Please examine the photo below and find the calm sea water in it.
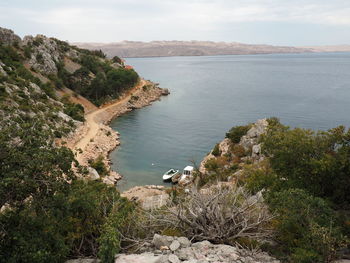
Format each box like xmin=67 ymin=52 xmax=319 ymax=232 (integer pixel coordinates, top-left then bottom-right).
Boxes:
xmin=110 ymin=53 xmax=350 ymax=191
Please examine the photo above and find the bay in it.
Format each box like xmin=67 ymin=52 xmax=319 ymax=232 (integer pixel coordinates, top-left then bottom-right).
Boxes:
xmin=109 ymin=53 xmax=350 ymax=191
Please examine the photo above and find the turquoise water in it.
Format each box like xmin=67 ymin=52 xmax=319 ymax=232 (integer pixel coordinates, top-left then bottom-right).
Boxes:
xmin=109 ymin=53 xmax=350 ymax=191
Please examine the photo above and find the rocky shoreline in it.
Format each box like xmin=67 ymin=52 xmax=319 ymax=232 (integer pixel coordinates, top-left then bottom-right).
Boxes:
xmin=64 ymin=81 xmax=169 ymax=185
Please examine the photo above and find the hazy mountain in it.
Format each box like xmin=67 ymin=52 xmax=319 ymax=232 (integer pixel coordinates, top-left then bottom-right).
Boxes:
xmin=75 ymin=40 xmax=314 ymax=58
xmin=302 ymin=45 xmax=350 ymax=52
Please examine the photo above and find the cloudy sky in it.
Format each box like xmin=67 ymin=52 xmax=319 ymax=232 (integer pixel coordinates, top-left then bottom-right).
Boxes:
xmin=1 ymin=0 xmax=350 ymax=45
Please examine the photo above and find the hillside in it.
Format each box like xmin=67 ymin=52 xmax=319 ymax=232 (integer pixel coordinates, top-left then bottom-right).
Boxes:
xmin=75 ymin=40 xmax=313 ymax=58
xmin=0 ymin=27 xmax=152 ymax=262
xmin=1 ymin=27 xmax=349 ymax=263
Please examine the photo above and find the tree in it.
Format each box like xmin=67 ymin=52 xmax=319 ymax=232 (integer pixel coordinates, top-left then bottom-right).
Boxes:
xmin=262 ymin=124 xmax=350 ymax=206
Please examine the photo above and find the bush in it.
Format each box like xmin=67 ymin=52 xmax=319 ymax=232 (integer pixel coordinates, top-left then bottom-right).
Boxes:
xmin=98 ymin=198 xmax=135 ymax=263
xmin=212 ymin=143 xmax=221 ymax=156
xmin=164 ymin=186 xmax=273 ymax=244
xmin=90 ymin=155 xmax=108 ymax=177
xmin=267 ymin=188 xmax=347 ymax=262
xmin=63 ymin=101 xmax=85 ymax=122
xmin=226 ymin=124 xmax=251 ymax=143
xmin=262 ymin=125 xmax=350 ymax=206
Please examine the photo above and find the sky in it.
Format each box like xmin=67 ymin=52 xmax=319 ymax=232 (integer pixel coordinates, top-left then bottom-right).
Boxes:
xmin=1 ymin=0 xmax=350 ymax=46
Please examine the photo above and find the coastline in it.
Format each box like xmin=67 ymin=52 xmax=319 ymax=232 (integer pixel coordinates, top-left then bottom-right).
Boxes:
xmin=64 ymin=79 xmax=169 ymax=185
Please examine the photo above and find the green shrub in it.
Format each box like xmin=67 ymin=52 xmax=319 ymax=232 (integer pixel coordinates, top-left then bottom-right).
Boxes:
xmin=212 ymin=143 xmax=221 ymax=156
xmin=226 ymin=124 xmax=251 ymax=143
xmin=36 ymin=53 xmax=44 ymax=63
xmin=98 ymin=198 xmax=135 ymax=263
xmin=24 ymin=46 xmax=32 ymax=59
xmin=90 ymin=156 xmax=108 ymax=177
xmin=262 ymin=125 xmax=350 ymax=206
xmin=63 ymin=102 xmax=85 ymax=122
xmin=267 ymin=189 xmax=346 ymax=262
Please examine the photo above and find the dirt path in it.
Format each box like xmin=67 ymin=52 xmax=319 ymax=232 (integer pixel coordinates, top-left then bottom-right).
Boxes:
xmin=74 ymin=79 xmax=146 ymax=163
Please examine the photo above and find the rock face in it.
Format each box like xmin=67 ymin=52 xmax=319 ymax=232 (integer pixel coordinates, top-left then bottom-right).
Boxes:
xmin=24 ymin=35 xmax=61 ymax=75
xmin=199 ymin=119 xmax=268 ymax=174
xmin=114 ymin=234 xmax=280 ymax=263
xmin=122 ymin=185 xmax=170 ymax=210
xmin=239 ymin=119 xmax=268 ymax=152
xmin=0 ymin=27 xmax=21 ymax=45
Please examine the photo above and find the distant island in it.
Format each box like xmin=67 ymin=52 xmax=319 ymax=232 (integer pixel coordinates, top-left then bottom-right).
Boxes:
xmin=74 ymin=40 xmax=350 ymax=58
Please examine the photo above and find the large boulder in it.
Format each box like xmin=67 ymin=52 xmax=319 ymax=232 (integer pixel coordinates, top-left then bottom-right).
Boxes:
xmin=152 ymin=234 xmax=174 ymax=248
xmin=87 ymin=167 xmax=100 ymax=180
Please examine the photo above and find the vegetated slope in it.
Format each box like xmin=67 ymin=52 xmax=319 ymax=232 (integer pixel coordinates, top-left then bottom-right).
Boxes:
xmin=0 ymin=27 xmax=139 ymax=262
xmin=75 ymin=40 xmax=313 ymax=58
xmin=198 ymin=118 xmax=350 ymax=262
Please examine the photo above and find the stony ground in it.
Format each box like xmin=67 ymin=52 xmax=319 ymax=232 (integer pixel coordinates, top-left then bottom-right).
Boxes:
xmin=66 ymin=234 xmax=280 ymax=263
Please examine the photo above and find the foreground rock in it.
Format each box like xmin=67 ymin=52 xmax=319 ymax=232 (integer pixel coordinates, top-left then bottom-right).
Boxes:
xmin=114 ymin=234 xmax=280 ymax=263
xmin=121 ymin=185 xmax=170 ymax=209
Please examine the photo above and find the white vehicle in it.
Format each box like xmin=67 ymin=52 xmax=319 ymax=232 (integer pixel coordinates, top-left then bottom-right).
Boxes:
xmin=162 ymin=169 xmax=179 ymax=181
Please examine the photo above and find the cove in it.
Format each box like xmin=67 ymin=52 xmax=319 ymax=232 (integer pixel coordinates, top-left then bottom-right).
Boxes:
xmin=109 ymin=53 xmax=350 ymax=191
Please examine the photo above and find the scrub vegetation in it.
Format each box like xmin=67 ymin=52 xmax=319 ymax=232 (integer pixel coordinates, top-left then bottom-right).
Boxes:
xmin=0 ymin=29 xmax=349 ymax=263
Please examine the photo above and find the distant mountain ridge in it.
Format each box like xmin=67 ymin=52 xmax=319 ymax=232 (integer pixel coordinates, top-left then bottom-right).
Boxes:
xmin=75 ymin=40 xmax=350 ymax=58
xmin=74 ymin=40 xmax=308 ymax=58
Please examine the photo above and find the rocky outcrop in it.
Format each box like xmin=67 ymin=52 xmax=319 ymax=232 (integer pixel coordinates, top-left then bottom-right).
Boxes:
xmin=199 ymin=138 xmax=231 ymax=174
xmin=114 ymin=234 xmax=280 ymax=263
xmin=0 ymin=60 xmax=7 ymax=76
xmin=162 ymin=88 xmax=170 ymax=95
xmin=199 ymin=119 xmax=268 ymax=174
xmin=121 ymin=185 xmax=169 ymax=210
xmin=239 ymin=119 xmax=268 ymax=152
xmin=0 ymin=27 xmax=21 ymax=45
xmin=24 ymin=35 xmax=61 ymax=75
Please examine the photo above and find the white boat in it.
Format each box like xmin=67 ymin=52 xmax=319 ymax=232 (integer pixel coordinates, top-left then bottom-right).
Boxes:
xmin=179 ymin=166 xmax=194 ymax=181
xmin=162 ymin=169 xmax=179 ymax=181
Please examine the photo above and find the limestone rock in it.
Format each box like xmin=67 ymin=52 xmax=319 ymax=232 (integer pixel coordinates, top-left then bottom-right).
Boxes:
xmin=24 ymin=35 xmax=61 ymax=75
xmin=114 ymin=253 xmax=166 ymax=263
xmin=58 ymin=111 xmax=73 ymax=122
xmin=87 ymin=167 xmax=100 ymax=180
xmin=161 ymin=88 xmax=170 ymax=95
xmin=169 ymin=240 xmax=181 ymax=251
xmin=168 ymin=254 xmax=180 ymax=263
xmin=66 ymin=259 xmax=99 ymax=263
xmin=177 ymin=237 xmax=191 ymax=248
xmin=0 ymin=27 xmax=21 ymax=45
xmin=153 ymin=234 xmax=174 ymax=249
xmin=112 ymin=235 xmax=280 ymax=263
xmin=252 ymin=143 xmax=262 ymax=159
xmin=240 ymin=119 xmax=268 ymax=151
xmin=0 ymin=60 xmax=8 ymax=76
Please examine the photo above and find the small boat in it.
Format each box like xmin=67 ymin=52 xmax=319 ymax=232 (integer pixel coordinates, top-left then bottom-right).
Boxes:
xmin=180 ymin=166 xmax=194 ymax=181
xmin=163 ymin=169 xmax=179 ymax=181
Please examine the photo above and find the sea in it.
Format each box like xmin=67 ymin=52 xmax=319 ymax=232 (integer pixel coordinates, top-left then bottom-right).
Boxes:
xmin=109 ymin=52 xmax=350 ymax=191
